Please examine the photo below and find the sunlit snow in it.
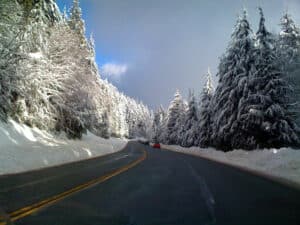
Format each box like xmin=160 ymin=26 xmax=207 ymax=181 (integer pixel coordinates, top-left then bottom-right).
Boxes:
xmin=0 ymin=120 xmax=127 ymax=175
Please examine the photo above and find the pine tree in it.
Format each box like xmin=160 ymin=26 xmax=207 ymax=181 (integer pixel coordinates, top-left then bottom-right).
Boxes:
xmin=68 ymin=0 xmax=86 ymax=42
xmin=211 ymin=10 xmax=254 ymax=150
xmin=242 ymin=8 xmax=299 ymax=148
xmin=152 ymin=106 xmax=167 ymax=143
xmin=166 ymin=90 xmax=185 ymax=145
xmin=176 ymin=99 xmax=188 ymax=145
xmin=181 ymin=90 xmax=199 ymax=147
xmin=0 ymin=0 xmax=24 ymax=121
xmin=278 ymin=12 xmax=300 ymax=128
xmin=278 ymin=13 xmax=300 ymax=62
xmin=152 ymin=110 xmax=161 ymax=142
xmin=199 ymin=69 xmax=214 ymax=148
xmin=0 ymin=0 xmax=153 ymax=140
xmin=20 ymin=0 xmax=61 ymax=52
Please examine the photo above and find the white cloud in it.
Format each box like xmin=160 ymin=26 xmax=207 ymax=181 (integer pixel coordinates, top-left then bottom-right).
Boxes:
xmin=101 ymin=63 xmax=128 ymax=80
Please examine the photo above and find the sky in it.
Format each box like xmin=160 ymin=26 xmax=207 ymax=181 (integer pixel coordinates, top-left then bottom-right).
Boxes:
xmin=56 ymin=0 xmax=300 ymax=109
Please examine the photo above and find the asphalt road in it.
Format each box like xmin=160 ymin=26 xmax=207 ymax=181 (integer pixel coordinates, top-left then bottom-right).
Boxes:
xmin=0 ymin=142 xmax=300 ymax=225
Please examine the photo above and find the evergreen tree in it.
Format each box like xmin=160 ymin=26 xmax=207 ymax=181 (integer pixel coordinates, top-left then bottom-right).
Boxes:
xmin=211 ymin=10 xmax=254 ymax=150
xmin=199 ymin=69 xmax=214 ymax=148
xmin=152 ymin=106 xmax=166 ymax=142
xmin=152 ymin=110 xmax=161 ymax=142
xmin=166 ymin=90 xmax=185 ymax=145
xmin=242 ymin=8 xmax=299 ymax=148
xmin=153 ymin=106 xmax=167 ymax=143
xmin=0 ymin=0 xmax=24 ymax=120
xmin=278 ymin=13 xmax=300 ymax=62
xmin=68 ymin=0 xmax=85 ymax=42
xmin=181 ymin=90 xmax=199 ymax=147
xmin=0 ymin=0 xmax=160 ymax=140
xmin=176 ymin=99 xmax=188 ymax=145
xmin=278 ymin=12 xmax=300 ymax=128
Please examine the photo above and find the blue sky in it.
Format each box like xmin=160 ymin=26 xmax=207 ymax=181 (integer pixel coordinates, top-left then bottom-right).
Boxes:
xmin=56 ymin=0 xmax=300 ymax=109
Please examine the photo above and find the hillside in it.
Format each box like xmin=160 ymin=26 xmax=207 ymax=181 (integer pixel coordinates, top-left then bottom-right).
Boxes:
xmin=0 ymin=0 xmax=152 ymax=140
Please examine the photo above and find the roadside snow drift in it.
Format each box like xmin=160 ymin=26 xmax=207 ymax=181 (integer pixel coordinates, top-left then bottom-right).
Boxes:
xmin=0 ymin=120 xmax=127 ymax=175
xmin=161 ymin=144 xmax=300 ymax=186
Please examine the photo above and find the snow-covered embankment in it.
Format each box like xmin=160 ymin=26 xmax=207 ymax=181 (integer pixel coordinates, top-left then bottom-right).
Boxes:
xmin=161 ymin=144 xmax=300 ymax=187
xmin=0 ymin=120 xmax=127 ymax=175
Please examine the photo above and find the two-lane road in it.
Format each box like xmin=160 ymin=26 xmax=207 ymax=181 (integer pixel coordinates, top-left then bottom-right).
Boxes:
xmin=1 ymin=142 xmax=300 ymax=225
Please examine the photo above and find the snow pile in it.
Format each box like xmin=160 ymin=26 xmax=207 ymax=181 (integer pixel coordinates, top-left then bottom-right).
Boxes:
xmin=0 ymin=120 xmax=127 ymax=175
xmin=161 ymin=144 xmax=300 ymax=185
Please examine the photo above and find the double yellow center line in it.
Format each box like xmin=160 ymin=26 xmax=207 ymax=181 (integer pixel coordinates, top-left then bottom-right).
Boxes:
xmin=0 ymin=149 xmax=147 ymax=225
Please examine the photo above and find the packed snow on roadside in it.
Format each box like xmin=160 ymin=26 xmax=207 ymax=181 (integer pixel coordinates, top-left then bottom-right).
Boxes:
xmin=0 ymin=120 xmax=128 ymax=175
xmin=161 ymin=144 xmax=300 ymax=185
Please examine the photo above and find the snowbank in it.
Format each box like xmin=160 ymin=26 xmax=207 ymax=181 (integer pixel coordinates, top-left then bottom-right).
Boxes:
xmin=0 ymin=120 xmax=127 ymax=175
xmin=161 ymin=144 xmax=300 ymax=187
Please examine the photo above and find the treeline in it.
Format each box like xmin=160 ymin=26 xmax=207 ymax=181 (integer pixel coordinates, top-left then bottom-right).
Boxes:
xmin=152 ymin=9 xmax=300 ymax=151
xmin=0 ymin=0 xmax=152 ymax=139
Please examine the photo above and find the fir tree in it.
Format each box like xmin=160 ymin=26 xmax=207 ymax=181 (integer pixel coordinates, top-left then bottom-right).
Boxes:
xmin=0 ymin=0 xmax=24 ymax=120
xmin=199 ymin=69 xmax=214 ymax=148
xmin=181 ymin=90 xmax=199 ymax=147
xmin=242 ymin=8 xmax=299 ymax=148
xmin=68 ymin=0 xmax=85 ymax=41
xmin=278 ymin=12 xmax=300 ymax=128
xmin=153 ymin=106 xmax=167 ymax=143
xmin=278 ymin=13 xmax=300 ymax=62
xmin=166 ymin=90 xmax=185 ymax=145
xmin=176 ymin=99 xmax=188 ymax=145
xmin=211 ymin=10 xmax=254 ymax=150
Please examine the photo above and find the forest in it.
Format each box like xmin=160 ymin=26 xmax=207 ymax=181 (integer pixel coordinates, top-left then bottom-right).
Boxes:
xmin=0 ymin=0 xmax=152 ymax=140
xmin=1 ymin=0 xmax=299 ymax=151
xmin=152 ymin=9 xmax=300 ymax=150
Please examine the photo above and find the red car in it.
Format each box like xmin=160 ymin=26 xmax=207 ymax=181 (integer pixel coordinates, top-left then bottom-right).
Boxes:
xmin=153 ymin=143 xmax=161 ymax=149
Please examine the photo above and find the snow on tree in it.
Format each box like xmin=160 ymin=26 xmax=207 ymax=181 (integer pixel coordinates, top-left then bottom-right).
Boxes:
xmin=198 ymin=69 xmax=214 ymax=148
xmin=0 ymin=0 xmax=24 ymax=121
xmin=0 ymin=0 xmax=62 ymax=125
xmin=278 ymin=12 xmax=300 ymax=62
xmin=181 ymin=90 xmax=199 ymax=147
xmin=123 ymin=96 xmax=152 ymax=139
xmin=240 ymin=8 xmax=299 ymax=149
xmin=278 ymin=12 xmax=300 ymax=127
xmin=0 ymin=0 xmax=152 ymax=140
xmin=152 ymin=109 xmax=161 ymax=142
xmin=152 ymin=105 xmax=167 ymax=143
xmin=175 ymin=99 xmax=188 ymax=145
xmin=211 ymin=10 xmax=255 ymax=150
xmin=68 ymin=0 xmax=86 ymax=43
xmin=165 ymin=90 xmax=185 ymax=145
xmin=20 ymin=0 xmax=61 ymax=52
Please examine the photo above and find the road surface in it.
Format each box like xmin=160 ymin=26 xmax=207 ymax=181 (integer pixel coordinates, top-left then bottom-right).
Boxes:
xmin=0 ymin=142 xmax=299 ymax=225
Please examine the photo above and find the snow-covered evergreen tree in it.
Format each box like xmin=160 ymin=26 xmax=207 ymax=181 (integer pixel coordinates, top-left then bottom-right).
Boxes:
xmin=278 ymin=12 xmax=300 ymax=127
xmin=181 ymin=90 xmax=199 ymax=147
xmin=152 ymin=106 xmax=167 ymax=143
xmin=198 ymin=69 xmax=214 ymax=148
xmin=0 ymin=0 xmax=62 ymax=126
xmin=0 ymin=0 xmax=24 ymax=121
xmin=68 ymin=0 xmax=85 ymax=42
xmin=211 ymin=10 xmax=255 ymax=150
xmin=278 ymin=13 xmax=300 ymax=63
xmin=0 ymin=0 xmax=153 ymax=140
xmin=241 ymin=8 xmax=299 ymax=149
xmin=152 ymin=108 xmax=162 ymax=142
xmin=176 ymin=99 xmax=188 ymax=145
xmin=165 ymin=90 xmax=185 ymax=145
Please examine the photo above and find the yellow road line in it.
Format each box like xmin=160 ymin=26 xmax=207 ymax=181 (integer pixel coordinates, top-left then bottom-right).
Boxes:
xmin=0 ymin=149 xmax=147 ymax=225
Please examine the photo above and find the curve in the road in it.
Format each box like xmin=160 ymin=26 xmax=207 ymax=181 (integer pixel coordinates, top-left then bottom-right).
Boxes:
xmin=0 ymin=148 xmax=147 ymax=225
